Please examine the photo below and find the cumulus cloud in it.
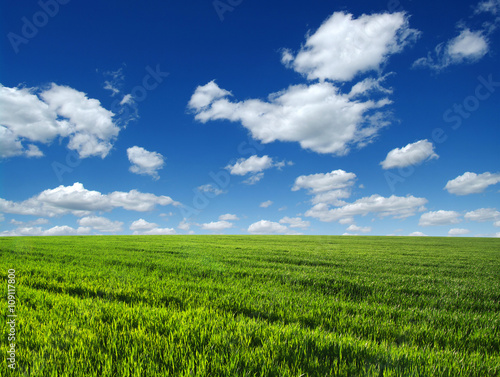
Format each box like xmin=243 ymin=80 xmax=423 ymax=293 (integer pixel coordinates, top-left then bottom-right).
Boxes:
xmin=292 ymin=170 xmax=357 ymax=206
xmin=259 ymin=200 xmax=273 ymax=208
xmin=409 ymin=231 xmax=427 ymax=236
xmin=448 ymin=228 xmax=471 ymax=236
xmin=219 ymin=214 xmax=239 ymax=221
xmin=1 ymin=225 xmax=91 ymax=237
xmin=0 ymin=83 xmax=119 ymax=159
xmin=139 ymin=227 xmax=176 ymax=235
xmin=177 ymin=219 xmax=191 ymax=231
xmin=305 ymin=194 xmax=427 ymax=223
xmin=198 ymin=184 xmax=225 ymax=196
xmin=248 ymin=220 xmax=297 ymax=235
xmin=418 ymin=210 xmax=462 ymax=226
xmin=380 ymin=139 xmax=438 ymax=169
xmin=464 ymin=208 xmax=500 ymax=222
xmin=444 ymin=172 xmax=500 ymax=195
xmin=0 ymin=182 xmax=179 ymax=218
xmin=414 ymin=28 xmax=489 ymax=70
xmin=200 ymin=220 xmax=233 ymax=231
xmin=78 ymin=216 xmax=123 ymax=233
xmin=129 ymin=218 xmax=158 ymax=231
xmin=281 ymin=12 xmax=419 ymax=82
xmin=129 ymin=218 xmax=175 ymax=235
xmin=225 ymin=155 xmax=288 ymax=184
xmin=189 ymin=80 xmax=392 ymax=156
xmin=279 ymin=216 xmax=310 ymax=229
xmin=346 ymin=224 xmax=372 ymax=233
xmin=127 ymin=146 xmax=165 ymax=180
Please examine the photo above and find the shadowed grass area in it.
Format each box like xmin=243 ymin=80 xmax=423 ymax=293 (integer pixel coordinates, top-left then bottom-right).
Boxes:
xmin=1 ymin=235 xmax=499 ymax=376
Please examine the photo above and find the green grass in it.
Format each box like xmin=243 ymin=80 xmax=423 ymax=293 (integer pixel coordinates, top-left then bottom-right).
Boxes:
xmin=1 ymin=235 xmax=499 ymax=376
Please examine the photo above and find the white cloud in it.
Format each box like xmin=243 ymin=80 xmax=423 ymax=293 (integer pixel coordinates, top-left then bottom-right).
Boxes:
xmin=1 ymin=225 xmax=91 ymax=237
xmin=243 ymin=172 xmax=264 ymax=185
xmin=293 ymin=170 xmax=357 ymax=193
xmin=444 ymin=172 xmax=500 ymax=195
xmin=219 ymin=214 xmax=239 ymax=221
xmin=44 ymin=225 xmax=91 ymax=236
xmin=305 ymin=194 xmax=427 ymax=223
xmin=292 ymin=170 xmax=356 ymax=207
xmin=129 ymin=218 xmax=158 ymax=231
xmin=200 ymin=220 xmax=233 ymax=231
xmin=0 ymin=83 xmax=119 ymax=159
xmin=225 ymin=155 xmax=288 ymax=184
xmin=464 ymin=208 xmax=500 ymax=222
xmin=189 ymin=80 xmax=392 ymax=156
xmin=177 ymin=219 xmax=191 ymax=231
xmin=495 ymin=220 xmax=500 ymax=227
xmin=248 ymin=220 xmax=294 ymax=235
xmin=129 ymin=218 xmax=175 ymax=235
xmin=139 ymin=227 xmax=176 ymax=235
xmin=414 ymin=29 xmax=489 ymax=70
xmin=259 ymin=200 xmax=273 ymax=208
xmin=448 ymin=228 xmax=471 ymax=236
xmin=418 ymin=210 xmax=462 ymax=226
xmin=78 ymin=216 xmax=123 ymax=233
xmin=127 ymin=146 xmax=165 ymax=180
xmin=0 ymin=182 xmax=178 ymax=218
xmin=409 ymin=231 xmax=427 ymax=236
xmin=346 ymin=224 xmax=372 ymax=233
xmin=380 ymin=139 xmax=438 ymax=169
xmin=475 ymin=0 xmax=500 ymax=15
xmin=198 ymin=184 xmax=225 ymax=196
xmin=279 ymin=216 xmax=310 ymax=229
xmin=281 ymin=12 xmax=419 ymax=82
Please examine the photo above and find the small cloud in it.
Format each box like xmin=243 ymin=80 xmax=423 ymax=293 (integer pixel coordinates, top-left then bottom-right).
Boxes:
xmin=200 ymin=220 xmax=233 ymax=231
xmin=279 ymin=216 xmax=310 ymax=229
xmin=127 ymin=146 xmax=165 ymax=180
xmin=448 ymin=228 xmax=471 ymax=236
xmin=419 ymin=210 xmax=461 ymax=226
xmin=414 ymin=28 xmax=489 ymax=70
xmin=444 ymin=172 xmax=500 ymax=195
xmin=259 ymin=200 xmax=273 ymax=208
xmin=346 ymin=224 xmax=372 ymax=233
xmin=381 ymin=140 xmax=438 ymax=169
xmin=219 ymin=214 xmax=239 ymax=221
xmin=198 ymin=184 xmax=225 ymax=196
xmin=409 ymin=231 xmax=427 ymax=236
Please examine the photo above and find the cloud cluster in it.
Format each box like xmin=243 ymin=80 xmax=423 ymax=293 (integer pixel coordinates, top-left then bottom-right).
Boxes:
xmin=247 ymin=219 xmax=302 ymax=235
xmin=78 ymin=216 xmax=123 ymax=233
xmin=0 ymin=84 xmax=119 ymax=159
xmin=292 ymin=170 xmax=357 ymax=206
xmin=189 ymin=11 xmax=419 ymax=156
xmin=127 ymin=146 xmax=165 ymax=180
xmin=129 ymin=218 xmax=176 ymax=235
xmin=305 ymin=194 xmax=427 ymax=223
xmin=0 ymin=182 xmax=179 ymax=218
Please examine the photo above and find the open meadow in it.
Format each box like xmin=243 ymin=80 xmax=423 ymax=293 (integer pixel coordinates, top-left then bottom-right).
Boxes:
xmin=1 ymin=235 xmax=499 ymax=376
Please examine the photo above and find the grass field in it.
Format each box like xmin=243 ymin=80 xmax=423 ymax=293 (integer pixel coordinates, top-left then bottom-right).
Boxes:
xmin=1 ymin=235 xmax=500 ymax=376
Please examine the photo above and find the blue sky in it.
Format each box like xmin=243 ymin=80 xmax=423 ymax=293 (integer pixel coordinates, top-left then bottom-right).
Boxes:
xmin=1 ymin=0 xmax=499 ymax=237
